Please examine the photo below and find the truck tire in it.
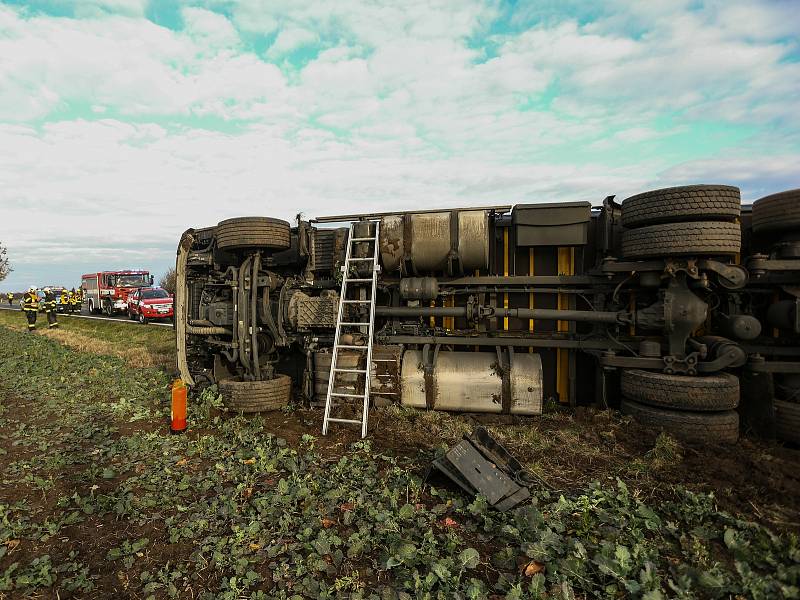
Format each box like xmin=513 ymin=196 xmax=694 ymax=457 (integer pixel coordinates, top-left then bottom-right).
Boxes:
xmin=622 ymin=221 xmax=741 ymax=259
xmin=620 ymin=398 xmax=739 ymax=444
xmin=621 ymin=370 xmax=739 ymax=411
xmin=752 ymin=189 xmax=800 ymax=234
xmin=216 ymin=217 xmax=291 ymax=251
xmin=313 ymin=351 xmax=362 ymax=405
xmin=219 ymin=375 xmax=292 ymax=413
xmin=622 ymin=185 xmax=740 ymax=228
xmin=774 ymin=400 xmax=800 ymax=444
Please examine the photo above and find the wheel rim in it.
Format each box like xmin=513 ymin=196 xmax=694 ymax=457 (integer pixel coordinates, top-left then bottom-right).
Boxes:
xmin=139 ymin=313 xmax=145 ymax=323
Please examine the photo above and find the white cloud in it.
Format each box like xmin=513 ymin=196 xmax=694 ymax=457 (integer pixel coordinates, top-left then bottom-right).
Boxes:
xmin=268 ymin=27 xmax=318 ymax=56
xmin=0 ymin=0 xmax=799 ymax=291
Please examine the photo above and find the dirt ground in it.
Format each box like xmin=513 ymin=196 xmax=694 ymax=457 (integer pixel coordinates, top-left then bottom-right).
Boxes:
xmin=251 ymin=402 xmax=800 ymax=533
xmin=2 ymin=318 xmax=799 ymax=598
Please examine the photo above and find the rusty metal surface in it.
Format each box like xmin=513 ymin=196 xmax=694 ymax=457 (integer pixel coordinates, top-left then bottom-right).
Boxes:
xmin=379 ymin=215 xmax=404 ymax=272
xmin=313 ymin=350 xmax=363 ymax=404
xmin=380 ymin=210 xmax=490 ymax=274
xmin=400 ymin=350 xmax=543 ymax=414
xmin=370 ymin=345 xmax=402 ymax=405
xmin=410 ymin=212 xmax=451 ymax=272
xmin=458 ymin=210 xmax=490 ymax=272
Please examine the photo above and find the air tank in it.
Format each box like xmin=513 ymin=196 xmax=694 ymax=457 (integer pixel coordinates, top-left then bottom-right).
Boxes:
xmin=380 ymin=210 xmax=489 ymax=275
xmin=400 ymin=350 xmax=543 ymax=415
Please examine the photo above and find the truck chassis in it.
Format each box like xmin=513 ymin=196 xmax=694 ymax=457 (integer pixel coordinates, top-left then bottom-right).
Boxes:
xmin=174 ymin=186 xmax=800 ymax=444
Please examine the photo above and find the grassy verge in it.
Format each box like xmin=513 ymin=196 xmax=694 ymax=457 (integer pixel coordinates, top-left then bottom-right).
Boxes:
xmin=1 ymin=324 xmax=799 ymax=598
xmin=0 ymin=309 xmax=174 ymax=369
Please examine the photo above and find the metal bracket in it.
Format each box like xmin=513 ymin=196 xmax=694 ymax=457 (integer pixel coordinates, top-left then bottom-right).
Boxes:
xmin=697 ymin=259 xmax=748 ymax=289
xmin=748 ymin=254 xmax=800 ymax=277
xmin=421 ymin=343 xmax=440 ymax=409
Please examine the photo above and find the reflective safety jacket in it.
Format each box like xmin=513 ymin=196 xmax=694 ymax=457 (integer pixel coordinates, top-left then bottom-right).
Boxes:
xmin=22 ymin=292 xmax=38 ymax=312
xmin=5 ymin=293 xmax=12 ymax=302
xmin=61 ymin=291 xmax=68 ymax=304
xmin=42 ymin=291 xmax=57 ymax=313
xmin=69 ymin=291 xmax=78 ymax=305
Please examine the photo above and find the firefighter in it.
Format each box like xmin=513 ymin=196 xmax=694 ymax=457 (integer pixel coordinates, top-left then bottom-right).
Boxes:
xmin=42 ymin=287 xmax=59 ymax=329
xmin=6 ymin=292 xmax=12 ymax=305
xmin=68 ymin=288 xmax=78 ymax=313
xmin=60 ymin=289 xmax=69 ymax=313
xmin=22 ymin=287 xmax=38 ymax=331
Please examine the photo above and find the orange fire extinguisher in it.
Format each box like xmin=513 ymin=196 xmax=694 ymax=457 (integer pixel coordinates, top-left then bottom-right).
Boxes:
xmin=171 ymin=379 xmax=187 ymax=434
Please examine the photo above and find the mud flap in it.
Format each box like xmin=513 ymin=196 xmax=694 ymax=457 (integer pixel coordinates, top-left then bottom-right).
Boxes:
xmin=425 ymin=426 xmax=530 ymax=511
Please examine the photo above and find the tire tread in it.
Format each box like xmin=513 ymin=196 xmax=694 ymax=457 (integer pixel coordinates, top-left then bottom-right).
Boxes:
xmin=622 ymin=185 xmax=740 ymax=228
xmin=220 ymin=375 xmax=292 ymax=412
xmin=621 ymin=398 xmax=739 ymax=444
xmin=774 ymin=399 xmax=800 ymax=444
xmin=621 ymin=370 xmax=739 ymax=411
xmin=752 ymin=189 xmax=800 ymax=233
xmin=216 ymin=217 xmax=291 ymax=250
xmin=622 ymin=221 xmax=741 ymax=258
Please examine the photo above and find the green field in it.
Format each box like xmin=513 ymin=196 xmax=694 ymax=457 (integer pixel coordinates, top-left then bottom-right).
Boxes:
xmin=0 ymin=319 xmax=799 ymax=598
xmin=0 ymin=309 xmax=175 ymax=369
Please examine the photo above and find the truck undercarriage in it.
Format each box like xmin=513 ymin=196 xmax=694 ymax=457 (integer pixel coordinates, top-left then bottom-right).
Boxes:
xmin=174 ymin=186 xmax=800 ymax=444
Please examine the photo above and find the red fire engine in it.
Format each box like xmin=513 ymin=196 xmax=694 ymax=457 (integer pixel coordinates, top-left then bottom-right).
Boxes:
xmin=81 ymin=270 xmax=153 ymax=316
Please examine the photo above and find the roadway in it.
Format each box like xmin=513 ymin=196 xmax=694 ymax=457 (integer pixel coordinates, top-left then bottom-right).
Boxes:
xmin=0 ymin=304 xmax=173 ymax=328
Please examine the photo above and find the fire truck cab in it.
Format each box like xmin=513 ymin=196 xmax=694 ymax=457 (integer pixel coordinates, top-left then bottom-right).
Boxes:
xmin=81 ymin=270 xmax=154 ymax=316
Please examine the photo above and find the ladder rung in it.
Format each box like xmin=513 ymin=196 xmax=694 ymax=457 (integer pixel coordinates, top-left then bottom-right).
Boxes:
xmin=324 ymin=219 xmax=379 ymax=440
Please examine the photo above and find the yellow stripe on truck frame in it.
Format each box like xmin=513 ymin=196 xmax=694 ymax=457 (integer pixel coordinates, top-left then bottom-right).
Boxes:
xmin=529 ymin=248 xmax=534 ymax=353
xmin=557 ymin=247 xmax=574 ymax=404
xmin=503 ymin=227 xmax=509 ymax=331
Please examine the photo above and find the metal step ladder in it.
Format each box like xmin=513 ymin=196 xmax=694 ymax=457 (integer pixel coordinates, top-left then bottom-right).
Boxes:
xmin=322 ymin=221 xmax=380 ymax=438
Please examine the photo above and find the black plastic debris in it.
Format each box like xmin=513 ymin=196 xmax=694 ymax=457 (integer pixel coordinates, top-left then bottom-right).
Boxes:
xmin=425 ymin=426 xmax=532 ymax=511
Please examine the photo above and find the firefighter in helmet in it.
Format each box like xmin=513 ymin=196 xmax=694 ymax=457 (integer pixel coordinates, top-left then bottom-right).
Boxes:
xmin=22 ymin=287 xmax=38 ymax=331
xmin=5 ymin=292 xmax=12 ymax=305
xmin=42 ymin=287 xmax=59 ymax=329
xmin=60 ymin=288 xmax=69 ymax=312
xmin=68 ymin=288 xmax=78 ymax=313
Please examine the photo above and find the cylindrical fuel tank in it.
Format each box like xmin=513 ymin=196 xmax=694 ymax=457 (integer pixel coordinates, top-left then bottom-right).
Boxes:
xmin=400 ymin=350 xmax=543 ymax=415
xmin=380 ymin=211 xmax=489 ymax=275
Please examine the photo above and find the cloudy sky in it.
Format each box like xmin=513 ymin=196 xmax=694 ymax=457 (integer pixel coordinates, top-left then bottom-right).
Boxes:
xmin=1 ymin=0 xmax=798 ymax=291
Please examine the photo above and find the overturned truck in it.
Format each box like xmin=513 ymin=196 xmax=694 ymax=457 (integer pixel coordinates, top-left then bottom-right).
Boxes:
xmin=175 ymin=186 xmax=800 ymax=444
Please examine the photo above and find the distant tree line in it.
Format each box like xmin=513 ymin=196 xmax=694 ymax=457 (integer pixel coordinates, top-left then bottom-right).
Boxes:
xmin=159 ymin=267 xmax=176 ymax=295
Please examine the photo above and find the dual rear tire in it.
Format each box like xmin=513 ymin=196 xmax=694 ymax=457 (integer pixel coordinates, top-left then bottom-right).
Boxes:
xmin=620 ymin=185 xmax=742 ymax=259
